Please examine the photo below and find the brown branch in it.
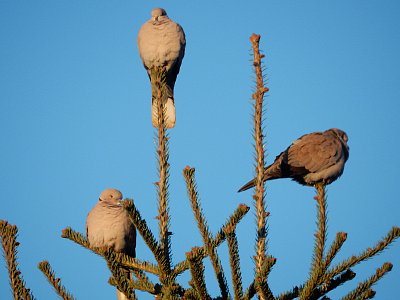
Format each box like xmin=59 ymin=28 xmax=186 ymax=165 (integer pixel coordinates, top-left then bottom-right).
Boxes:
xmin=224 ymin=225 xmax=243 ymax=300
xmin=0 ymin=220 xmax=35 ymax=300
xmin=341 ymin=263 xmax=392 ymax=300
xmin=300 ymin=184 xmax=328 ymax=299
xmin=38 ymin=261 xmax=75 ymax=300
xmin=325 ymin=227 xmax=400 ymax=281
xmin=173 ymin=204 xmax=249 ymax=277
xmin=183 ymin=166 xmax=230 ymax=298
xmin=186 ymin=247 xmax=211 ymax=300
xmin=122 ymin=200 xmax=163 ymax=263
xmin=323 ymin=232 xmax=348 ymax=270
xmin=114 ymin=252 xmax=160 ymax=275
xmin=104 ymin=248 xmax=138 ymax=300
xmin=151 ymin=66 xmax=173 ymax=277
xmin=250 ymin=33 xmax=272 ymax=300
xmin=276 ymin=270 xmax=356 ymax=300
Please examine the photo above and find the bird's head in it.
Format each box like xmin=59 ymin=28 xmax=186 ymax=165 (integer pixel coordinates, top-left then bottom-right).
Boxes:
xmin=151 ymin=8 xmax=167 ymax=21
xmin=99 ymin=188 xmax=123 ymax=207
xmin=329 ymin=128 xmax=349 ymax=146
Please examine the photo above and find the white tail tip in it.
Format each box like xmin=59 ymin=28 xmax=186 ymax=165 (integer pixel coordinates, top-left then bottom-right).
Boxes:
xmin=152 ymin=97 xmax=176 ymax=128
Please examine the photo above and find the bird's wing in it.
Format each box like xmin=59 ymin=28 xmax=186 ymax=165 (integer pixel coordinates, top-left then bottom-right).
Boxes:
xmin=288 ymin=132 xmax=343 ymax=173
xmin=165 ymin=23 xmax=186 ymax=91
xmin=137 ymin=21 xmax=152 ymax=69
xmin=124 ymin=225 xmax=137 ymax=258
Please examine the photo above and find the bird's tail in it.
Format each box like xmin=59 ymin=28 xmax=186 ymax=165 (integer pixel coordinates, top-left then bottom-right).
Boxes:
xmin=152 ymin=96 xmax=176 ymax=128
xmin=117 ymin=289 xmax=128 ymax=300
xmin=237 ymin=174 xmax=275 ymax=193
xmin=150 ymin=69 xmax=176 ymax=128
xmin=237 ymin=178 xmax=256 ymax=192
xmin=238 ymin=163 xmax=281 ymax=192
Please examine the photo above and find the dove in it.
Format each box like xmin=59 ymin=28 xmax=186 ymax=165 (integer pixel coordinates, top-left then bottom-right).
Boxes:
xmin=86 ymin=188 xmax=136 ymax=300
xmin=238 ymin=128 xmax=349 ymax=192
xmin=137 ymin=8 xmax=186 ymax=128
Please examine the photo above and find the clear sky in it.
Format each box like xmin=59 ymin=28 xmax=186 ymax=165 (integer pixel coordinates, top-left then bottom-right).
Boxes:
xmin=1 ymin=1 xmax=400 ymax=299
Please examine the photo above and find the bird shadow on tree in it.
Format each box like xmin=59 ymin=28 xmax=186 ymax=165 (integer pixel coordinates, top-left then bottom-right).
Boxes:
xmin=1 ymin=34 xmax=400 ymax=300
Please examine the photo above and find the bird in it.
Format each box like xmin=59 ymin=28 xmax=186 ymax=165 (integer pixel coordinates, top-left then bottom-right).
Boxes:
xmin=86 ymin=188 xmax=136 ymax=300
xmin=238 ymin=128 xmax=349 ymax=192
xmin=137 ymin=7 xmax=186 ymax=128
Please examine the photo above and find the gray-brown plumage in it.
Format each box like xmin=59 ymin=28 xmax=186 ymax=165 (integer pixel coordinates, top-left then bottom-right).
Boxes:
xmin=138 ymin=8 xmax=186 ymax=128
xmin=238 ymin=128 xmax=349 ymax=192
xmin=86 ymin=188 xmax=136 ymax=300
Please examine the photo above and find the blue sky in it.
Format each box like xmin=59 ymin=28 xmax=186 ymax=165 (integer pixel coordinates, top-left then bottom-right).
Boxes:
xmin=1 ymin=1 xmax=399 ymax=299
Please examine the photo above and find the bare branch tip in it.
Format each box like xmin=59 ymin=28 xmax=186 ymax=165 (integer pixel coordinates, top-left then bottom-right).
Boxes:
xmin=238 ymin=203 xmax=250 ymax=211
xmin=250 ymin=34 xmax=261 ymax=43
xmin=382 ymin=262 xmax=393 ymax=272
xmin=61 ymin=228 xmax=69 ymax=237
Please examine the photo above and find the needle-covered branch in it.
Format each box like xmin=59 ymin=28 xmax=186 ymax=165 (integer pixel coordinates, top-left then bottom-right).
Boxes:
xmin=250 ymin=33 xmax=272 ymax=300
xmin=114 ymin=252 xmax=160 ymax=275
xmin=325 ymin=227 xmax=400 ymax=281
xmin=61 ymin=227 xmax=97 ymax=253
xmin=243 ymin=281 xmax=257 ymax=300
xmin=38 ymin=261 xmax=75 ymax=300
xmin=123 ymin=199 xmax=164 ymax=265
xmin=61 ymin=225 xmax=159 ymax=291
xmin=173 ymin=204 xmax=250 ymax=276
xmin=276 ymin=270 xmax=355 ymax=300
xmin=0 ymin=220 xmax=35 ymax=300
xmin=109 ymin=276 xmax=157 ymax=295
xmin=300 ymin=184 xmax=328 ymax=299
xmin=183 ymin=166 xmax=230 ymax=299
xmin=186 ymin=247 xmax=211 ymax=300
xmin=311 ymin=269 xmax=356 ymax=300
xmin=224 ymin=225 xmax=243 ymax=300
xmin=357 ymin=289 xmax=376 ymax=300
xmin=254 ymin=256 xmax=276 ymax=300
xmin=104 ymin=248 xmax=138 ymax=300
xmin=323 ymin=232 xmax=348 ymax=270
xmin=214 ymin=204 xmax=250 ymax=245
xmin=153 ymin=67 xmax=173 ymax=275
xmin=341 ymin=262 xmax=392 ymax=300
xmin=275 ymin=286 xmax=300 ymax=300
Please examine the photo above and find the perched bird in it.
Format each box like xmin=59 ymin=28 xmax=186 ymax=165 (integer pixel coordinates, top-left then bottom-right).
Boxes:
xmin=238 ymin=128 xmax=349 ymax=192
xmin=137 ymin=8 xmax=186 ymax=128
xmin=86 ymin=189 xmax=136 ymax=300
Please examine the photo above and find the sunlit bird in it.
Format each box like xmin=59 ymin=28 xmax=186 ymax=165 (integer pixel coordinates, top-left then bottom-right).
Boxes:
xmin=238 ymin=128 xmax=349 ymax=192
xmin=86 ymin=189 xmax=136 ymax=300
xmin=138 ymin=8 xmax=186 ymax=128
